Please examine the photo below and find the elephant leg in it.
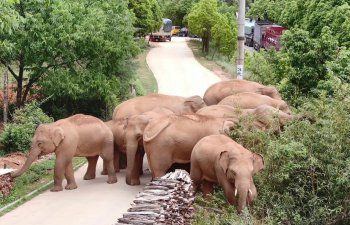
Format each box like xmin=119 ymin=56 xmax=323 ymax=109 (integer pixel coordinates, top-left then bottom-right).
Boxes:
xmin=51 ymin=156 xmax=67 ymax=192
xmin=222 ymin=182 xmax=236 ymax=206
xmin=65 ymin=161 xmax=77 ymax=190
xmin=119 ymin=152 xmax=127 ymax=170
xmin=202 ymin=180 xmax=214 ymax=197
xmin=100 ymin=142 xmax=118 ymax=184
xmin=84 ymin=156 xmax=98 ymax=180
xmin=148 ymin=151 xmax=172 ymax=179
xmin=130 ymin=150 xmax=144 ymax=185
xmin=126 ymin=143 xmax=140 ymax=186
xmin=190 ymin=162 xmax=202 ymax=193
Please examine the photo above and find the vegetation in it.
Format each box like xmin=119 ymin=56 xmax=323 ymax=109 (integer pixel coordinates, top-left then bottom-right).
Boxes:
xmin=159 ymin=0 xmax=198 ymax=27
xmin=0 ymin=101 xmax=53 ymax=154
xmin=129 ymin=0 xmax=163 ymax=37
xmin=0 ymin=0 xmax=139 ymax=119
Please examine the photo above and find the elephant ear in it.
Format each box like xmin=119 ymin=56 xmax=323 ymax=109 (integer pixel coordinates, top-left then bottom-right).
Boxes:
xmin=221 ymin=119 xmax=238 ymax=134
xmin=51 ymin=127 xmax=65 ymax=147
xmin=184 ymin=95 xmax=205 ymax=112
xmin=252 ymin=153 xmax=264 ymax=175
xmin=219 ymin=151 xmax=230 ymax=174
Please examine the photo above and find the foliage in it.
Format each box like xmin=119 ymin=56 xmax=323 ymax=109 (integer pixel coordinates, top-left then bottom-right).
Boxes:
xmin=0 ymin=0 xmax=139 ymax=108
xmin=193 ymin=189 xmax=256 ymax=225
xmin=0 ymin=101 xmax=53 ymax=153
xmin=160 ymin=0 xmax=198 ymax=27
xmin=129 ymin=0 xmax=163 ymax=36
xmin=187 ymin=0 xmax=220 ymax=54
xmin=249 ymin=0 xmax=350 ymax=48
xmin=211 ymin=13 xmax=237 ymax=60
xmin=227 ymin=86 xmax=350 ymax=224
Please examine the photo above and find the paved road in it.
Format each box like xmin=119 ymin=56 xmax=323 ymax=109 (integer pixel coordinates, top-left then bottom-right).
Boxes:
xmin=0 ymin=36 xmax=222 ymax=225
xmin=147 ymin=37 xmax=221 ymax=97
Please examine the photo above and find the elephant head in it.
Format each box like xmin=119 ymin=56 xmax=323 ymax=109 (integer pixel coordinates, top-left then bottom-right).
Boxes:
xmin=183 ymin=95 xmax=207 ymax=112
xmin=219 ymin=151 xmax=264 ymax=212
xmin=12 ymin=124 xmax=64 ymax=177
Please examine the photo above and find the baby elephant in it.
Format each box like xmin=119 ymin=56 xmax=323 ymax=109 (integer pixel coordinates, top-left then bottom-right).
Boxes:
xmin=12 ymin=114 xmax=117 ymax=192
xmin=191 ymin=134 xmax=264 ymax=213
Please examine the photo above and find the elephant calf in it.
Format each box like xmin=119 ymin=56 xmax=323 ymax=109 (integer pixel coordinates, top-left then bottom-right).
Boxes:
xmin=12 ymin=114 xmax=117 ymax=192
xmin=191 ymin=134 xmax=264 ymax=213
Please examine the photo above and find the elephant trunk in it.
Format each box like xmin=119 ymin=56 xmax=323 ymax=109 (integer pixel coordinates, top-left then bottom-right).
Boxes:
xmin=236 ymin=179 xmax=250 ymax=213
xmin=125 ymin=142 xmax=139 ymax=185
xmin=11 ymin=148 xmax=40 ymax=177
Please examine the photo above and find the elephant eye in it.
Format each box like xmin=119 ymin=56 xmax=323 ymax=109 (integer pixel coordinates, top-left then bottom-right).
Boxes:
xmin=38 ymin=142 xmax=42 ymax=147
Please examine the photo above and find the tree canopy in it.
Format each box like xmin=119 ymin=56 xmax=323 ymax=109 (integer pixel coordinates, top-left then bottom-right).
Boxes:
xmin=0 ymin=0 xmax=139 ymax=118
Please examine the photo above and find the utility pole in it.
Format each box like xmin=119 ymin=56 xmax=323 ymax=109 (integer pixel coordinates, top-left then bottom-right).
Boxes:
xmin=3 ymin=67 xmax=9 ymax=123
xmin=237 ymin=0 xmax=245 ymax=80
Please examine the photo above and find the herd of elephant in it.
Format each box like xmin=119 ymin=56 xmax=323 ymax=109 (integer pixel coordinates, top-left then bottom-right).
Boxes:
xmin=12 ymin=79 xmax=299 ymax=212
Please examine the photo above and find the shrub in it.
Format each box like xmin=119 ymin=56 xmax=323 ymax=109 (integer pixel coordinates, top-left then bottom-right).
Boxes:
xmin=231 ymin=86 xmax=350 ymax=224
xmin=0 ymin=101 xmax=53 ymax=154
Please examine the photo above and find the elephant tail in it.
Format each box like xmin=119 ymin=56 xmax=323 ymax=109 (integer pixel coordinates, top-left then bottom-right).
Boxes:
xmin=143 ymin=117 xmax=171 ymax=142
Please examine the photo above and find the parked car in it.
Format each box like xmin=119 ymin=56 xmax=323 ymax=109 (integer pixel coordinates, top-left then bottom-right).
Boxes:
xmin=178 ymin=27 xmax=188 ymax=37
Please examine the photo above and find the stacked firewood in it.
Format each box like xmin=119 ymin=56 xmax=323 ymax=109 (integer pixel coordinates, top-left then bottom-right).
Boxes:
xmin=0 ymin=173 xmax=15 ymax=198
xmin=116 ymin=170 xmax=195 ymax=225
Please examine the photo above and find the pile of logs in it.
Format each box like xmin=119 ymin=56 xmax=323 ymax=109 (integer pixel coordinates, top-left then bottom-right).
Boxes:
xmin=0 ymin=172 xmax=15 ymax=198
xmin=116 ymin=170 xmax=195 ymax=225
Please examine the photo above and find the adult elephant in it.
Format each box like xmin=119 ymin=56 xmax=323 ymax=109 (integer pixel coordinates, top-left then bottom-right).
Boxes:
xmin=112 ymin=93 xmax=206 ymax=120
xmin=218 ymin=92 xmax=291 ymax=114
xmin=11 ymin=114 xmax=117 ymax=192
xmin=124 ymin=107 xmax=174 ymax=186
xmin=203 ymin=79 xmax=282 ymax=105
xmin=190 ymin=134 xmax=264 ymax=213
xmin=143 ymin=114 xmax=238 ymax=178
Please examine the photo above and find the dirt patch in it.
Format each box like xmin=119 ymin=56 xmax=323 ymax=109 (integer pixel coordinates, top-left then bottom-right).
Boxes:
xmin=0 ymin=152 xmax=53 ymax=170
xmin=212 ymin=69 xmax=231 ymax=81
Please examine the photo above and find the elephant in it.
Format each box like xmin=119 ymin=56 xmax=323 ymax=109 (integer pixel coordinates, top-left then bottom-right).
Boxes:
xmin=11 ymin=114 xmax=117 ymax=192
xmin=203 ymin=79 xmax=282 ymax=105
xmin=143 ymin=113 xmax=238 ymax=178
xmin=218 ymin=92 xmax=291 ymax=114
xmin=112 ymin=93 xmax=206 ymax=120
xmin=124 ymin=107 xmax=174 ymax=185
xmin=190 ymin=134 xmax=264 ymax=213
xmin=197 ymin=104 xmax=293 ymax=133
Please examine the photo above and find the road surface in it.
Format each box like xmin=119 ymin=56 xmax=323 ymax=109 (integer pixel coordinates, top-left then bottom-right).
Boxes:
xmin=0 ymin=36 xmax=222 ymax=225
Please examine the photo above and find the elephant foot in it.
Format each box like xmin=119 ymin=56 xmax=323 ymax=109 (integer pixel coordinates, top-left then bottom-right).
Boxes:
xmin=65 ymin=183 xmax=78 ymax=190
xmin=107 ymin=176 xmax=118 ymax=184
xmin=50 ymin=186 xmax=63 ymax=192
xmin=101 ymin=169 xmax=108 ymax=175
xmin=126 ymin=177 xmax=140 ymax=186
xmin=83 ymin=174 xmax=96 ymax=180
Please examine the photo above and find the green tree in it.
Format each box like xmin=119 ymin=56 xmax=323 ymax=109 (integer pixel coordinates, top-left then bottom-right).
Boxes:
xmin=161 ymin=0 xmax=198 ymax=27
xmin=129 ymin=0 xmax=163 ymax=36
xmin=187 ymin=0 xmax=220 ymax=54
xmin=0 ymin=0 xmax=139 ymax=113
xmin=211 ymin=14 xmax=237 ymax=59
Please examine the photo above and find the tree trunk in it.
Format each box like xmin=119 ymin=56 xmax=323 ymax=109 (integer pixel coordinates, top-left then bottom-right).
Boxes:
xmin=16 ymin=55 xmax=25 ymax=108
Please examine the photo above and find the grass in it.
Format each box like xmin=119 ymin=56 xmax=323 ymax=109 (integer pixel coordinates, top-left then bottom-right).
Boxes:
xmin=133 ymin=43 xmax=158 ymax=94
xmin=187 ymin=40 xmax=236 ymax=79
xmin=0 ymin=157 xmax=86 ymax=216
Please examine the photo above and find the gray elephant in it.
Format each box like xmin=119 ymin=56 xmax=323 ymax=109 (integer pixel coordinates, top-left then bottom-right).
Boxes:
xmin=112 ymin=93 xmax=206 ymax=120
xmin=203 ymin=79 xmax=282 ymax=105
xmin=143 ymin=114 xmax=238 ymax=179
xmin=12 ymin=114 xmax=117 ymax=192
xmin=190 ymin=134 xmax=264 ymax=212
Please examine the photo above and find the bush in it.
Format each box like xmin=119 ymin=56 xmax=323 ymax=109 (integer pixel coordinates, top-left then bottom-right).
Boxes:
xmin=0 ymin=101 xmax=53 ymax=154
xmin=227 ymin=86 xmax=350 ymax=224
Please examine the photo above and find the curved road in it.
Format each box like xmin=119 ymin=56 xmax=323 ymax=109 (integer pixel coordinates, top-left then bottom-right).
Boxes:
xmin=0 ymin=37 xmax=221 ymax=225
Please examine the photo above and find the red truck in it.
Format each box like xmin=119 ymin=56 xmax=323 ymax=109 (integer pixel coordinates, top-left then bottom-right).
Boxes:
xmin=253 ymin=21 xmax=287 ymax=51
